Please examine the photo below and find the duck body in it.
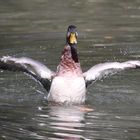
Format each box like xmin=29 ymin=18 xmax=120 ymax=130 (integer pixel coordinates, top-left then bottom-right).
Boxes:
xmin=47 ymin=45 xmax=86 ymax=103
xmin=0 ymin=25 xmax=140 ymax=104
xmin=48 ymin=75 xmax=86 ymax=103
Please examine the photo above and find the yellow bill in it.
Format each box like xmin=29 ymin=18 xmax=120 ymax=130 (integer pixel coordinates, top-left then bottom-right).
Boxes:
xmin=69 ymin=33 xmax=77 ymax=44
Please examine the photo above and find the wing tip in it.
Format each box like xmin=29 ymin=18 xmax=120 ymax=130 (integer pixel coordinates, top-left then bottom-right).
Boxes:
xmin=0 ymin=56 xmax=13 ymax=62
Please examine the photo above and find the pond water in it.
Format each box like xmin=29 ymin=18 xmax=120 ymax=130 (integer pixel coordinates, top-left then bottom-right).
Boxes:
xmin=0 ymin=0 xmax=140 ymax=139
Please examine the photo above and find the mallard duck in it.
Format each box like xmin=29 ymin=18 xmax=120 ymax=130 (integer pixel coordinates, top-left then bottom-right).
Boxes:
xmin=0 ymin=25 xmax=140 ymax=104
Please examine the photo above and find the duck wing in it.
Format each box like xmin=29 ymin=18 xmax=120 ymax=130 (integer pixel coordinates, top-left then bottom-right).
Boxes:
xmin=83 ymin=60 xmax=140 ymax=87
xmin=0 ymin=56 xmax=55 ymax=91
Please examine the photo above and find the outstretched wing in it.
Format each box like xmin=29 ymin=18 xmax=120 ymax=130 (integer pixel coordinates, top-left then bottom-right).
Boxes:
xmin=83 ymin=60 xmax=140 ymax=87
xmin=0 ymin=56 xmax=55 ymax=91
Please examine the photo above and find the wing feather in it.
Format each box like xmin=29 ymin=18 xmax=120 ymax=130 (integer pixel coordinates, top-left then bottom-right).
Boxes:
xmin=83 ymin=60 xmax=140 ymax=86
xmin=0 ymin=56 xmax=55 ymax=91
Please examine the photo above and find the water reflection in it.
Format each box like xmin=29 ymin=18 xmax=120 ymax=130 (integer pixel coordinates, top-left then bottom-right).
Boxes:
xmin=36 ymin=105 xmax=87 ymax=140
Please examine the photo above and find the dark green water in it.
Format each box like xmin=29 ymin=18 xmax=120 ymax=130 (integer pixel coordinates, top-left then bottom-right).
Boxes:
xmin=0 ymin=0 xmax=140 ymax=139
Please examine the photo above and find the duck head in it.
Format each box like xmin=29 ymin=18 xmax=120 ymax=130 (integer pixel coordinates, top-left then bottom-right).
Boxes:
xmin=66 ymin=25 xmax=78 ymax=46
xmin=66 ymin=25 xmax=79 ymax=63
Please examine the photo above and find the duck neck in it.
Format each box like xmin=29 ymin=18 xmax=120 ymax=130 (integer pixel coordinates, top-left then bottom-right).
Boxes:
xmin=69 ymin=44 xmax=79 ymax=63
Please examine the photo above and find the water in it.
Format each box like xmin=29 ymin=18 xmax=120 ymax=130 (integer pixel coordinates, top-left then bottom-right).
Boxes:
xmin=0 ymin=0 xmax=140 ymax=139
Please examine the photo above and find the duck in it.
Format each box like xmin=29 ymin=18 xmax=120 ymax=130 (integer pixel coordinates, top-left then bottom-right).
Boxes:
xmin=0 ymin=25 xmax=140 ymax=104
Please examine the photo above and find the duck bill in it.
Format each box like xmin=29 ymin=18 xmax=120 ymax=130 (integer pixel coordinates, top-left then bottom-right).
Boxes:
xmin=69 ymin=33 xmax=77 ymax=44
